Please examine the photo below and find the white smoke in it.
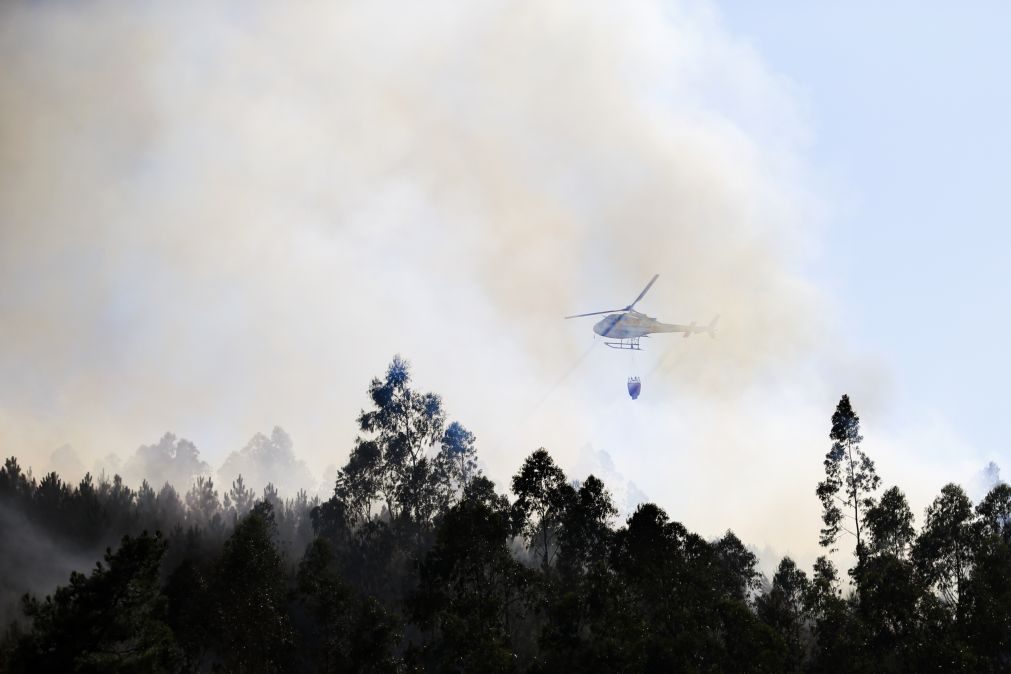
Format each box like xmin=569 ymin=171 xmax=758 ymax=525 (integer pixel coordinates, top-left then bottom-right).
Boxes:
xmin=0 ymin=0 xmax=851 ymax=559
xmin=218 ymin=427 xmax=314 ymax=497
xmin=121 ymin=432 xmax=212 ymax=491
xmin=570 ymin=445 xmax=649 ymax=519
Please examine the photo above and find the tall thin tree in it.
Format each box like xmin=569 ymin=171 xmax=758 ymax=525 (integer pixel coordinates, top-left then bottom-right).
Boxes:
xmin=816 ymin=394 xmax=881 ymax=559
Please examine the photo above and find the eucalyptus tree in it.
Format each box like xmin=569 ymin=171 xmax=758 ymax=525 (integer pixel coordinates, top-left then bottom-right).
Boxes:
xmin=352 ymin=355 xmax=446 ymax=523
xmin=913 ymin=483 xmax=977 ymax=612
xmin=756 ymin=557 xmax=811 ymax=670
xmin=556 ymin=475 xmax=617 ymax=576
xmin=964 ymin=483 xmax=1011 ymax=667
xmin=511 ymin=448 xmax=573 ymax=571
xmin=864 ymin=486 xmax=915 ymax=558
xmin=975 ymin=482 xmax=1011 ymax=544
xmin=412 ymin=476 xmax=523 ymax=674
xmin=816 ymin=394 xmax=881 ymax=560
xmin=712 ymin=530 xmax=762 ymax=603
xmin=432 ymin=421 xmax=479 ymax=513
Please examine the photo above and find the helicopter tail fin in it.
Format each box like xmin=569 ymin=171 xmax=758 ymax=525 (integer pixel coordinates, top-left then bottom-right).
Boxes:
xmin=706 ymin=315 xmax=720 ymax=339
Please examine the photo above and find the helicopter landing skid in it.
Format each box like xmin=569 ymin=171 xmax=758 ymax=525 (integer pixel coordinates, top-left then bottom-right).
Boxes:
xmin=605 ymin=337 xmax=642 ymax=351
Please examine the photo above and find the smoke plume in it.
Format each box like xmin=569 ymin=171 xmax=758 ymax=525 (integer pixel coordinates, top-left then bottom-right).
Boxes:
xmin=0 ymin=0 xmax=850 ymax=562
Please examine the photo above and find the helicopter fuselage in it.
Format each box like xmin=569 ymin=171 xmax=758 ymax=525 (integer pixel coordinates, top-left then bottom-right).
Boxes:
xmin=593 ymin=311 xmax=683 ymax=339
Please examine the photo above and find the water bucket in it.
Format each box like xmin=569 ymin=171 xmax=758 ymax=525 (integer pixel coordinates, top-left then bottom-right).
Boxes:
xmin=627 ymin=376 xmax=641 ymax=400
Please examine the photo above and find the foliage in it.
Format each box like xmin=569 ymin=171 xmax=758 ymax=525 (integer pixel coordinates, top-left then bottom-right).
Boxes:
xmin=913 ymin=483 xmax=976 ymax=610
xmin=511 ymin=448 xmax=573 ymax=571
xmin=864 ymin=486 xmax=915 ymax=558
xmin=816 ymin=394 xmax=880 ymax=557
xmin=4 ymin=362 xmax=1011 ymax=671
xmin=6 ymin=532 xmax=180 ymax=673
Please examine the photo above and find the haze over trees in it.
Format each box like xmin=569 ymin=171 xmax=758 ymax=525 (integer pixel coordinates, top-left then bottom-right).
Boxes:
xmin=122 ymin=433 xmax=211 ymax=494
xmin=218 ymin=427 xmax=315 ymax=498
xmin=3 ymin=357 xmax=1011 ymax=672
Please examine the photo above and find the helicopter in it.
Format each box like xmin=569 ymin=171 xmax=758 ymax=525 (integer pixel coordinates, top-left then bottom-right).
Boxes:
xmin=565 ymin=274 xmax=718 ymax=351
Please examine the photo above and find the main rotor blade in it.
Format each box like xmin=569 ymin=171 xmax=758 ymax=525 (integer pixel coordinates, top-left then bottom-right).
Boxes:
xmin=627 ymin=274 xmax=659 ymax=309
xmin=565 ymin=309 xmax=625 ymax=319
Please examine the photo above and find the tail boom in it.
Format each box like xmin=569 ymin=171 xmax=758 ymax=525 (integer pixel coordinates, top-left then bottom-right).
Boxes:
xmin=652 ymin=315 xmax=719 ymax=339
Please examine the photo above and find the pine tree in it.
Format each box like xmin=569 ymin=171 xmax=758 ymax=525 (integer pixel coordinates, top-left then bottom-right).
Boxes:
xmin=9 ymin=532 xmax=180 ymax=672
xmin=213 ymin=501 xmax=294 ymax=671
xmin=225 ymin=473 xmax=255 ymax=520
xmin=185 ymin=476 xmax=222 ymax=533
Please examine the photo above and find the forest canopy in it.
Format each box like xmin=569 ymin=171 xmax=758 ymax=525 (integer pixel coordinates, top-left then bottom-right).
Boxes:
xmin=2 ymin=356 xmax=1010 ymax=673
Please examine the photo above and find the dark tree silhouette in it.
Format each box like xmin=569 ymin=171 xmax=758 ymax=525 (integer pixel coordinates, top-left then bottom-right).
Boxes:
xmin=224 ymin=473 xmax=255 ymax=521
xmin=356 ymin=354 xmax=447 ymax=522
xmin=713 ymin=530 xmax=763 ymax=603
xmin=965 ymin=484 xmax=1011 ymax=668
xmin=803 ymin=555 xmax=866 ymax=673
xmin=433 ymin=421 xmax=480 ymax=513
xmin=295 ymin=538 xmax=401 ymax=673
xmin=913 ymin=483 xmax=976 ymax=612
xmin=864 ymin=485 xmax=915 ymax=558
xmin=412 ymin=476 xmax=524 ymax=673
xmin=756 ymin=557 xmax=810 ymax=670
xmin=816 ymin=394 xmax=880 ymax=558
xmin=7 ymin=532 xmax=179 ymax=673
xmin=184 ymin=476 xmax=222 ymax=535
xmin=212 ymin=501 xmax=294 ymax=673
xmin=6 ymin=365 xmax=1011 ymax=672
xmin=556 ymin=475 xmax=616 ymax=577
xmin=511 ymin=448 xmax=573 ymax=571
xmin=975 ymin=482 xmax=1011 ymax=544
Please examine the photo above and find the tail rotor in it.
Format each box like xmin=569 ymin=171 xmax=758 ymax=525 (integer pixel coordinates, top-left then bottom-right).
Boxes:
xmin=706 ymin=315 xmax=720 ymax=339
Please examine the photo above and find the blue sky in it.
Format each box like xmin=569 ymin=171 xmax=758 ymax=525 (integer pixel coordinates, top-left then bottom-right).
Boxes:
xmin=721 ymin=2 xmax=1011 ymax=458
